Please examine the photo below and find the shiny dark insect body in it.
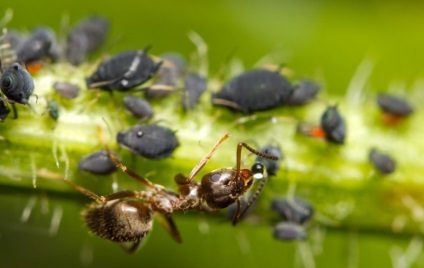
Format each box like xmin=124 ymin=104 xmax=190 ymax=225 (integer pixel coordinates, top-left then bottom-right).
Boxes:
xmin=53 ymin=81 xmax=80 ymax=99
xmin=287 ymin=80 xmax=321 ymax=106
xmin=47 ymin=99 xmax=59 ymax=120
xmin=369 ymin=148 xmax=396 ymax=174
xmin=86 ymin=49 xmax=162 ymax=91
xmin=376 ymin=94 xmax=413 ymax=124
xmin=144 ymin=58 xmax=181 ymax=99
xmin=321 ymin=105 xmax=346 ymax=144
xmin=182 ymin=73 xmax=207 ymax=110
xmin=273 ymin=222 xmax=307 ymax=241
xmin=271 ymin=197 xmax=314 ymax=224
xmin=0 ymin=61 xmax=35 ymax=105
xmin=212 ymin=69 xmax=292 ymax=114
xmin=78 ymin=149 xmax=120 ymax=175
xmin=16 ymin=27 xmax=59 ymax=64
xmin=255 ymin=144 xmax=283 ymax=176
xmin=122 ymin=95 xmax=153 ymax=120
xmin=66 ymin=16 xmax=109 ymax=65
xmin=117 ymin=124 xmax=179 ymax=160
xmin=51 ymin=134 xmax=278 ymax=252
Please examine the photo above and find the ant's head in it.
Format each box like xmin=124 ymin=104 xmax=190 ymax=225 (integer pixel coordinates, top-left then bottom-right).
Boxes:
xmin=200 ymin=168 xmax=254 ymax=209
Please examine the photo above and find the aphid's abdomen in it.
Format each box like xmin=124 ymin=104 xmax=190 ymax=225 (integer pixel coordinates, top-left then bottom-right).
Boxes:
xmin=84 ymin=200 xmax=152 ymax=242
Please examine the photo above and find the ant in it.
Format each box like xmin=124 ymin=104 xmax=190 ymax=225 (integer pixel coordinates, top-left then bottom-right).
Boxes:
xmin=41 ymin=132 xmax=278 ymax=253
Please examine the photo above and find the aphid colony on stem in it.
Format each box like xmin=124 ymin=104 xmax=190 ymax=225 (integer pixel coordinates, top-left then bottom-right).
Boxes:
xmin=43 ymin=133 xmax=278 ymax=253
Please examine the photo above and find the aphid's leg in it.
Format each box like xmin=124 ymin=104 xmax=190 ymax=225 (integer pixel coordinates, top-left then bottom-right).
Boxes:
xmin=187 ymin=133 xmax=230 ymax=180
xmin=96 ymin=126 xmax=156 ymax=189
xmin=211 ymin=98 xmax=244 ymax=112
xmin=120 ymin=239 xmax=141 ymax=254
xmin=11 ymin=102 xmax=17 ymax=119
xmin=156 ymin=214 xmax=182 ymax=243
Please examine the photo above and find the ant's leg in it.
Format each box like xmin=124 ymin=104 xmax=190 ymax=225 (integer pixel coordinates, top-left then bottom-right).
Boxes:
xmin=96 ymin=126 xmax=156 ymax=189
xmin=156 ymin=214 xmax=182 ymax=243
xmin=232 ymin=168 xmax=268 ymax=226
xmin=11 ymin=103 xmax=17 ymax=119
xmin=231 ymin=199 xmax=241 ymax=225
xmin=120 ymin=239 xmax=141 ymax=254
xmin=37 ymin=169 xmax=142 ymax=203
xmin=187 ymin=133 xmax=230 ymax=180
xmin=232 ymin=143 xmax=277 ymax=226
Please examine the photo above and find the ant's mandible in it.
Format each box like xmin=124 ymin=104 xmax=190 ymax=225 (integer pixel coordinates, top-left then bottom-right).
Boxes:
xmin=42 ymin=133 xmax=278 ymax=253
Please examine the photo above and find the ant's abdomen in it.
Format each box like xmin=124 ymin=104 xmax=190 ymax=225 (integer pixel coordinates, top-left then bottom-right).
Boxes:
xmin=84 ymin=200 xmax=153 ymax=242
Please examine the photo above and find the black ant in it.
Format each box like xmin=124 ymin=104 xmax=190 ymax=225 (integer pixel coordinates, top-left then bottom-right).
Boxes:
xmin=40 ymin=133 xmax=278 ymax=253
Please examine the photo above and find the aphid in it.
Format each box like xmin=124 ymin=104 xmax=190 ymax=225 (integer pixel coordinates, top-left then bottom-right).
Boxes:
xmin=376 ymin=94 xmax=413 ymax=124
xmin=66 ymin=16 xmax=109 ymax=65
xmin=254 ymin=144 xmax=283 ymax=176
xmin=53 ymin=81 xmax=80 ymax=99
xmin=0 ymin=61 xmax=35 ymax=104
xmin=16 ymin=27 xmax=58 ymax=64
xmin=122 ymin=95 xmax=153 ymax=120
xmin=273 ymin=222 xmax=307 ymax=241
xmin=182 ymin=73 xmax=207 ymax=110
xmin=144 ymin=59 xmax=180 ymax=99
xmin=0 ymin=98 xmax=10 ymax=122
xmin=270 ymin=197 xmax=314 ymax=224
xmin=47 ymin=99 xmax=60 ymax=120
xmin=320 ymin=105 xmax=346 ymax=144
xmin=43 ymin=133 xmax=278 ymax=252
xmin=86 ymin=49 xmax=162 ymax=91
xmin=369 ymin=148 xmax=396 ymax=174
xmin=287 ymin=80 xmax=320 ymax=106
xmin=78 ymin=149 xmax=120 ymax=175
xmin=117 ymin=124 xmax=179 ymax=160
xmin=211 ymin=69 xmax=292 ymax=114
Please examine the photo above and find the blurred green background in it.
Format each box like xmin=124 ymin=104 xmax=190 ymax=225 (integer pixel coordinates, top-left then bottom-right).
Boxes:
xmin=2 ymin=0 xmax=424 ymax=267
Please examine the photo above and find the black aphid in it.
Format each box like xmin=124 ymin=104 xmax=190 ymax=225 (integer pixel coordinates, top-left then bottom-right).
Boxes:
xmin=376 ymin=94 xmax=413 ymax=117
xmin=3 ymin=29 xmax=23 ymax=50
xmin=211 ymin=69 xmax=292 ymax=114
xmin=144 ymin=59 xmax=180 ymax=99
xmin=0 ymin=62 xmax=35 ymax=104
xmin=78 ymin=149 xmax=120 ymax=175
xmin=0 ymin=99 xmax=10 ymax=122
xmin=16 ymin=27 xmax=58 ymax=64
xmin=122 ymin=95 xmax=153 ymax=120
xmin=53 ymin=81 xmax=80 ymax=99
xmin=321 ymin=105 xmax=346 ymax=144
xmin=47 ymin=99 xmax=59 ymax=120
xmin=271 ymin=197 xmax=314 ymax=224
xmin=369 ymin=148 xmax=396 ymax=174
xmin=255 ymin=145 xmax=283 ymax=176
xmin=273 ymin=222 xmax=307 ymax=241
xmin=66 ymin=16 xmax=109 ymax=65
xmin=86 ymin=49 xmax=162 ymax=91
xmin=117 ymin=124 xmax=179 ymax=160
xmin=182 ymin=73 xmax=207 ymax=110
xmin=287 ymin=80 xmax=320 ymax=106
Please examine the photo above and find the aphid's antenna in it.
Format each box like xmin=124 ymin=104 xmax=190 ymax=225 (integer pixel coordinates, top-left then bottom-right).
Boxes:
xmin=0 ymin=9 xmax=13 ymax=28
xmin=188 ymin=31 xmax=208 ymax=77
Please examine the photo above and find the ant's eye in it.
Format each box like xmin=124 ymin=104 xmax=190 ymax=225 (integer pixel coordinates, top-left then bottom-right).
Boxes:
xmin=251 ymin=162 xmax=265 ymax=180
xmin=1 ymin=75 xmax=15 ymax=90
